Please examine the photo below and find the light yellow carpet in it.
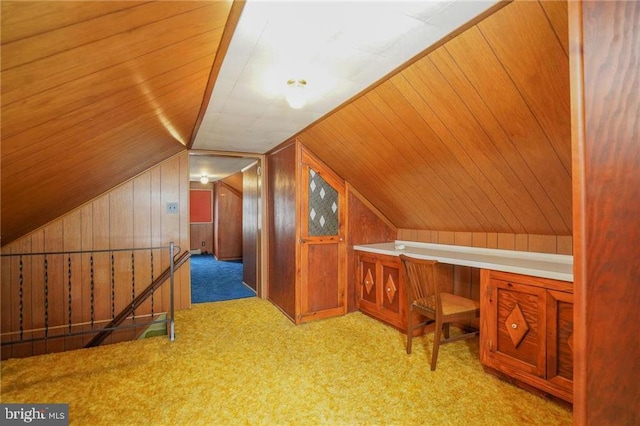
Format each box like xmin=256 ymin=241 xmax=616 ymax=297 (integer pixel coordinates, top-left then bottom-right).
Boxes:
xmin=1 ymin=298 xmax=572 ymax=425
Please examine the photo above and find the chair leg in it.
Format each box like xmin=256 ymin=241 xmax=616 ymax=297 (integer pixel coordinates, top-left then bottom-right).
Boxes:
xmin=431 ymin=319 xmax=443 ymax=371
xmin=444 ymin=323 xmax=450 ymax=339
xmin=406 ymin=304 xmax=414 ymax=354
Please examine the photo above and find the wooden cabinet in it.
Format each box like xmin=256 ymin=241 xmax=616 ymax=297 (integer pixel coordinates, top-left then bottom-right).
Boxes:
xmin=356 ymin=252 xmax=406 ymax=331
xmin=480 ymin=269 xmax=573 ymax=403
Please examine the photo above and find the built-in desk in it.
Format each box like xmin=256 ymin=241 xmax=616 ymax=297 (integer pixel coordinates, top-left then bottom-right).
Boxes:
xmin=353 ymin=240 xmax=574 ymax=403
xmin=353 ymin=240 xmax=573 ymax=282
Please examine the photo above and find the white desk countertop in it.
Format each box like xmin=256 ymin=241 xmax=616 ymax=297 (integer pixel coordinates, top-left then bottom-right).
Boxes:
xmin=353 ymin=240 xmax=573 ymax=282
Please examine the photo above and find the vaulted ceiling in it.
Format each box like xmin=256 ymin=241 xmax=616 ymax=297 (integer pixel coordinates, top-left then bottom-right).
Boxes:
xmin=1 ymin=1 xmax=234 ymax=245
xmin=0 ymin=0 xmax=571 ymax=246
xmin=298 ymin=0 xmax=571 ymax=235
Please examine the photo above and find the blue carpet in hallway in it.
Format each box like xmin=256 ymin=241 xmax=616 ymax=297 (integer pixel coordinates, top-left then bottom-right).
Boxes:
xmin=190 ymin=254 xmax=255 ymax=303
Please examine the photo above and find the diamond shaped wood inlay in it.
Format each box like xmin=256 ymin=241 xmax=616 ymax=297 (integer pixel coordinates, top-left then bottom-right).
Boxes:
xmin=505 ymin=303 xmax=529 ymax=348
xmin=385 ymin=274 xmax=397 ymax=304
xmin=364 ymin=269 xmax=374 ymax=295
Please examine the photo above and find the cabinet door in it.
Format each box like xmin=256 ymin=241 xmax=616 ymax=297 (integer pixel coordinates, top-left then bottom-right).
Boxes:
xmin=487 ymin=278 xmax=547 ymax=378
xmin=546 ymin=289 xmax=573 ymax=398
xmin=380 ymin=259 xmax=402 ymax=317
xmin=358 ymin=255 xmax=378 ymax=309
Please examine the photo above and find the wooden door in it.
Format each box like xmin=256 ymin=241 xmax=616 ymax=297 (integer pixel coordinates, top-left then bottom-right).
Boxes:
xmin=485 ymin=278 xmax=546 ymax=378
xmin=546 ymin=289 xmax=573 ymax=397
xmin=297 ymin=147 xmax=346 ymax=323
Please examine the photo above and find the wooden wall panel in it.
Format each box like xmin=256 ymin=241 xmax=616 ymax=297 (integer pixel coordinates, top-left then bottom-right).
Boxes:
xmin=222 ymin=172 xmax=244 ymax=194
xmin=0 ymin=153 xmax=191 ymax=359
xmin=478 ymin=1 xmax=572 ymax=169
xmin=267 ymin=144 xmax=297 ymax=320
xmin=2 ymin=2 xmax=207 ymax=71
xmin=214 ymin=182 xmax=243 ymax=261
xmin=1 ymin=1 xmax=233 ymax=245
xmin=570 ymin=1 xmax=640 ymax=423
xmin=539 ymin=0 xmax=569 ymax=55
xmin=190 ymin=181 xmax=214 ymax=253
xmin=346 ymin=185 xmax=397 ymax=312
xmin=297 ymin=0 xmax=571 ymax=237
xmin=178 ymin=152 xmax=191 ymax=310
xmin=243 ymin=163 xmax=259 ymax=291
xmin=397 ymin=229 xmax=572 ymax=255
xmin=0 ymin=2 xmax=137 ymax=44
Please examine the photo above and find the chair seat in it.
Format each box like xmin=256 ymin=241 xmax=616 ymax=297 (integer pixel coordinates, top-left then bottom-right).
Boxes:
xmin=439 ymin=293 xmax=480 ymax=316
xmin=414 ymin=293 xmax=479 ymax=316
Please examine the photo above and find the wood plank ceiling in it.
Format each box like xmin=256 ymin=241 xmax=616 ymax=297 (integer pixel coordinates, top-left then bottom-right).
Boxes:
xmin=1 ymin=1 xmax=233 ymax=245
xmin=297 ymin=0 xmax=572 ymax=235
xmin=1 ymin=0 xmax=572 ymax=245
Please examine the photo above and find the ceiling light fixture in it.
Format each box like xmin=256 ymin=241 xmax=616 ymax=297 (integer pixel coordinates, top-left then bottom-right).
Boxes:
xmin=285 ymin=79 xmax=307 ymax=109
xmin=200 ymin=175 xmax=209 ymax=184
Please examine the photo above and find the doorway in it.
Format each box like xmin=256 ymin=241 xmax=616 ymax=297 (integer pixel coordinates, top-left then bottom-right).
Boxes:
xmin=188 ymin=151 xmax=264 ymax=303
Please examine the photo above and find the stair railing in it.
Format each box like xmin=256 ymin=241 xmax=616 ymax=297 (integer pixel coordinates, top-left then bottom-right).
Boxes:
xmin=1 ymin=242 xmax=187 ymax=353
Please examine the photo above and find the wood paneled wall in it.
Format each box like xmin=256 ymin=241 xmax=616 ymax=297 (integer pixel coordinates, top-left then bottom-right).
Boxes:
xmin=397 ymin=229 xmax=572 ymax=255
xmin=1 ymin=1 xmax=233 ymax=245
xmin=570 ymin=1 xmax=640 ymax=423
xmin=221 ymin=171 xmax=244 ymax=195
xmin=267 ymin=143 xmax=297 ymax=320
xmin=346 ymin=185 xmax=397 ymax=312
xmin=243 ymin=163 xmax=260 ymax=291
xmin=213 ymin=181 xmax=243 ymax=261
xmin=190 ymin=181 xmax=214 ymax=253
xmin=1 ymin=152 xmax=191 ymax=359
xmin=297 ymin=0 xmax=572 ymax=237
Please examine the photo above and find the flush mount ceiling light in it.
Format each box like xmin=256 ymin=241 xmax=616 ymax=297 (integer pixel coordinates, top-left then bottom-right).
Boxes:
xmin=200 ymin=175 xmax=209 ymax=184
xmin=285 ymin=79 xmax=307 ymax=109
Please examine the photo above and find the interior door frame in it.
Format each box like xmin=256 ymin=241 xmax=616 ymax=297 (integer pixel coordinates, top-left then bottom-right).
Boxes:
xmin=189 ymin=150 xmax=267 ymax=298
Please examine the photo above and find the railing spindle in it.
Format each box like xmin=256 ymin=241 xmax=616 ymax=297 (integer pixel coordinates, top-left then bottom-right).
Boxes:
xmin=44 ymin=255 xmax=49 ymax=338
xmin=68 ymin=254 xmax=72 ymax=334
xmin=131 ymin=251 xmax=136 ymax=321
xmin=90 ymin=254 xmax=95 ymax=329
xmin=110 ymin=252 xmax=115 ymax=320
xmin=19 ymin=255 xmax=24 ymax=341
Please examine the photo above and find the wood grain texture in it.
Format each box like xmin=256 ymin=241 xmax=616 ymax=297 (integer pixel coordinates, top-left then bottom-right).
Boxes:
xmin=346 ymin=186 xmax=397 ymax=312
xmin=397 ymin=229 xmax=572 ymax=255
xmin=297 ymin=0 xmax=571 ymax=237
xmin=214 ymin=182 xmax=243 ymax=261
xmin=481 ymin=269 xmax=573 ymax=403
xmin=267 ymin=143 xmax=297 ymax=320
xmin=242 ymin=163 xmax=259 ymax=291
xmin=1 ymin=1 xmax=233 ymax=245
xmin=221 ymin=172 xmax=244 ymax=195
xmin=0 ymin=153 xmax=192 ymax=359
xmin=571 ymin=1 xmax=640 ymax=423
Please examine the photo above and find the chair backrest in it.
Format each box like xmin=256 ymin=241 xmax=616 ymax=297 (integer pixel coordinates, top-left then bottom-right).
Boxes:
xmin=399 ymin=254 xmax=439 ymax=312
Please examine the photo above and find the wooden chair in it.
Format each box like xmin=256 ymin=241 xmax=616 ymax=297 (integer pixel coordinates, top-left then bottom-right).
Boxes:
xmin=399 ymin=254 xmax=480 ymax=371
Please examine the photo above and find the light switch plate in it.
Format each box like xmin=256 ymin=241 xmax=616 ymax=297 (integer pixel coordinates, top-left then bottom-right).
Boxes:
xmin=166 ymin=202 xmax=179 ymax=214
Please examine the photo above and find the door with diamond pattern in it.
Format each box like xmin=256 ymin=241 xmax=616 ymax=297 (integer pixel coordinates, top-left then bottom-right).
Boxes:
xmin=298 ymin=148 xmax=346 ymax=323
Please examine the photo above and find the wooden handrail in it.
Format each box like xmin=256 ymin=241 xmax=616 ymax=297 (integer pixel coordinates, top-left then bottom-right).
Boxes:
xmin=85 ymin=250 xmax=191 ymax=348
